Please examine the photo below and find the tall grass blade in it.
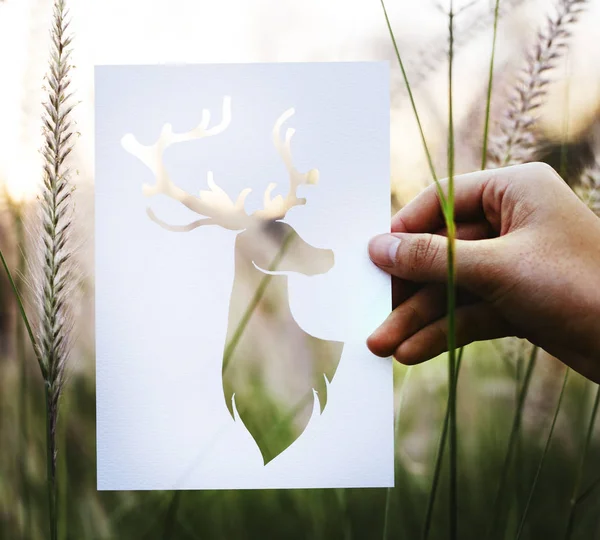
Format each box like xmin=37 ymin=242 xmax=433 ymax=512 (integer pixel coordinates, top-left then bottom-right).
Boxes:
xmin=162 ymin=491 xmax=181 ymax=540
xmin=383 ymin=366 xmax=413 ymax=539
xmin=559 ymin=50 xmax=571 ymax=180
xmin=421 ymin=348 xmax=464 ymax=540
xmin=0 ymin=248 xmax=41 ymax=369
xmin=481 ymin=0 xmax=501 ymax=170
xmin=564 ymin=384 xmax=600 ymax=539
xmin=516 ymin=368 xmax=570 ymax=539
xmin=486 ymin=345 xmax=538 ymax=539
xmin=222 ymin=231 xmax=295 ymax=374
xmin=446 ymin=4 xmax=458 ymax=539
xmin=423 ymin=1 xmax=502 ymax=530
xmin=574 ymin=476 xmax=600 ymax=508
xmin=13 ymin=207 xmax=30 ymax=540
xmin=378 ymin=0 xmax=443 ymax=202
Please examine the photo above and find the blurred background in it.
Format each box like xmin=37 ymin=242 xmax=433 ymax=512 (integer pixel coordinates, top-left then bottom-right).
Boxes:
xmin=2 ymin=0 xmax=600 ymax=538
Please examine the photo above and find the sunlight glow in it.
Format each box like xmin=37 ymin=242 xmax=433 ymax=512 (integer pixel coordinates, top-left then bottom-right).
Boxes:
xmin=3 ymin=145 xmax=42 ymax=204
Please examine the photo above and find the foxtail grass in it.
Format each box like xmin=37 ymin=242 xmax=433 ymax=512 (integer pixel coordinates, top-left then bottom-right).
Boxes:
xmin=35 ymin=1 xmax=77 ymax=538
xmin=0 ymin=7 xmax=78 ymax=535
xmin=488 ymin=0 xmax=588 ymax=168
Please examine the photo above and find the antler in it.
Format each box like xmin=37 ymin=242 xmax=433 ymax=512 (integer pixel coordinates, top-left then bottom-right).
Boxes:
xmin=122 ymin=96 xmax=253 ymax=232
xmin=254 ymin=108 xmax=320 ymax=221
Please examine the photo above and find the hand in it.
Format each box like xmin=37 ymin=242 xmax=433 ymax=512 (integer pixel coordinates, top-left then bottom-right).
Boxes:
xmin=367 ymin=162 xmax=600 ymax=383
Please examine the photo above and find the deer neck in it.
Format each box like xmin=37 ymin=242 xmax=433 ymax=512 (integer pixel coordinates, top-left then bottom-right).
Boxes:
xmin=226 ymin=233 xmax=294 ymax=339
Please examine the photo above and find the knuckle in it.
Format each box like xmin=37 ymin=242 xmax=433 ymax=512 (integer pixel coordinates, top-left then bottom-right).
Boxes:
xmin=404 ymin=303 xmax=427 ymax=333
xmin=408 ymin=234 xmax=440 ymax=274
xmin=528 ymin=161 xmax=555 ymax=176
xmin=525 ymin=161 xmax=561 ymax=185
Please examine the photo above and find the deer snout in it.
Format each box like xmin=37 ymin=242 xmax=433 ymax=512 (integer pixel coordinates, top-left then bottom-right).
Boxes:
xmin=302 ymin=247 xmax=334 ymax=276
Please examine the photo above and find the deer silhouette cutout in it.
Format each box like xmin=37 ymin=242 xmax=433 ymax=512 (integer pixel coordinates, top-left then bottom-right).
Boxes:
xmin=122 ymin=97 xmax=344 ymax=464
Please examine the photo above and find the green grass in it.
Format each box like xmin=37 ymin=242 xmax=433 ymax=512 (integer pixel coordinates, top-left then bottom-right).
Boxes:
xmin=2 ymin=1 xmax=600 ymax=538
xmin=487 ymin=346 xmax=538 ymax=539
xmin=564 ymin=384 xmax=600 ymax=539
xmin=481 ymin=0 xmax=501 ymax=170
xmin=379 ymin=0 xmax=469 ymax=536
xmin=383 ymin=366 xmax=413 ymax=539
xmin=516 ymin=368 xmax=570 ymax=539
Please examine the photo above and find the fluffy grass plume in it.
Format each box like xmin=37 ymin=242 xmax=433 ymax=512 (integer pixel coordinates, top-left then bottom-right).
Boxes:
xmin=488 ymin=0 xmax=588 ymax=167
xmin=34 ymin=1 xmax=77 ymax=538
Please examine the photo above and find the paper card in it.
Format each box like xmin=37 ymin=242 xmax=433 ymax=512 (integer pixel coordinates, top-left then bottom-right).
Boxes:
xmin=95 ymin=62 xmax=393 ymax=490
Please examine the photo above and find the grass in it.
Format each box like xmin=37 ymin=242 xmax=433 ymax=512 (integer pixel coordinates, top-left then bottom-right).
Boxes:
xmin=383 ymin=366 xmax=413 ymax=539
xmin=13 ymin=204 xmax=30 ymax=540
xmin=379 ymin=0 xmax=495 ymax=537
xmin=445 ymin=5 xmax=458 ymax=538
xmin=0 ymin=1 xmax=77 ymax=539
xmin=481 ymin=0 xmax=501 ymax=170
xmin=222 ymin=230 xmax=296 ymax=375
xmin=564 ymin=384 xmax=600 ymax=539
xmin=421 ymin=349 xmax=463 ymax=540
xmin=516 ymin=367 xmax=570 ymax=539
xmin=2 ymin=0 xmax=600 ymax=538
xmin=487 ymin=346 xmax=538 ymax=539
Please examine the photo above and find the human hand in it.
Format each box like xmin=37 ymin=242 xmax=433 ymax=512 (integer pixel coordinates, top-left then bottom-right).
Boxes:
xmin=367 ymin=162 xmax=600 ymax=383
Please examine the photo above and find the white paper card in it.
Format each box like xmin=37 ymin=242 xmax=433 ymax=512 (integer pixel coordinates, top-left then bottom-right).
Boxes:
xmin=96 ymin=62 xmax=393 ymax=490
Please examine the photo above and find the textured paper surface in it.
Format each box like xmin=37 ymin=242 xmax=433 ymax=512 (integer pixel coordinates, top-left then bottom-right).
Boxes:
xmin=95 ymin=62 xmax=392 ymax=490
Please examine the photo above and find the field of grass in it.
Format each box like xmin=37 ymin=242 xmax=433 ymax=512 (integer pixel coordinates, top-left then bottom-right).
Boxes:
xmin=1 ymin=0 xmax=600 ymax=539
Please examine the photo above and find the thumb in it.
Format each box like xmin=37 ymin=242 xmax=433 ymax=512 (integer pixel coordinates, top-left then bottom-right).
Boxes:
xmin=369 ymin=232 xmax=502 ymax=298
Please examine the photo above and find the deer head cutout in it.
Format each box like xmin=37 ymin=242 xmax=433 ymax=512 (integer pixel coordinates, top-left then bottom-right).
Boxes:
xmin=122 ymin=97 xmax=344 ymax=464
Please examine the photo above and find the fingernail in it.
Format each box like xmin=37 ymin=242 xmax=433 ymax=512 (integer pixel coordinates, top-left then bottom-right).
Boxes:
xmin=369 ymin=234 xmax=401 ymax=267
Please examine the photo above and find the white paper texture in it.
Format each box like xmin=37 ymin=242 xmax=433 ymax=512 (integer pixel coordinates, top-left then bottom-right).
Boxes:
xmin=95 ymin=62 xmax=392 ymax=490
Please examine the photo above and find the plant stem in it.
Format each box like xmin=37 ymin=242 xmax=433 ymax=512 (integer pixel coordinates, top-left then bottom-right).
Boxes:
xmin=481 ymin=0 xmax=501 ymax=170
xmin=514 ymin=349 xmax=523 ymax=527
xmin=421 ymin=348 xmax=464 ymax=540
xmin=486 ymin=345 xmax=538 ymax=539
xmin=378 ymin=0 xmax=443 ymax=202
xmin=162 ymin=491 xmax=181 ymax=540
xmin=58 ymin=389 xmax=69 ymax=540
xmin=0 ymin=248 xmax=41 ymax=369
xmin=383 ymin=366 xmax=413 ymax=539
xmin=447 ymin=4 xmax=458 ymax=539
xmin=45 ymin=384 xmax=58 ymax=540
xmin=564 ymin=384 xmax=600 ymax=540
xmin=560 ymin=50 xmax=571 ymax=181
xmin=222 ymin=231 xmax=295 ymax=375
xmin=14 ymin=205 xmax=30 ymax=540
xmin=516 ymin=368 xmax=570 ymax=539
xmin=422 ymin=1 xmax=503 ymax=527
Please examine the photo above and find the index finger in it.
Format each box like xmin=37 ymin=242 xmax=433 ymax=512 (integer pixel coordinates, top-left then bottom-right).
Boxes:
xmin=392 ymin=167 xmax=506 ymax=233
